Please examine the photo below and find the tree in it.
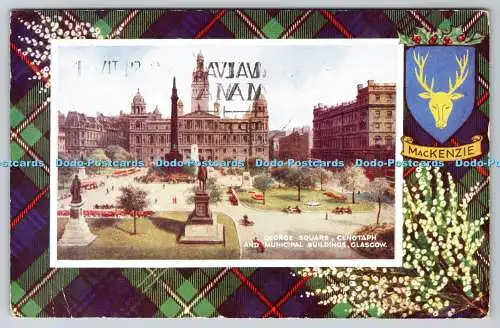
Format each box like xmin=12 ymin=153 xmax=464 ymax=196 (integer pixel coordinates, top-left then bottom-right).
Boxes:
xmin=252 ymin=175 xmax=274 ymax=205
xmin=313 ymin=168 xmax=333 ymax=191
xmin=105 ymin=145 xmax=132 ymax=161
xmin=270 ymin=167 xmax=289 ymax=187
xmin=280 ymin=167 xmax=316 ymax=201
xmin=337 ymin=165 xmax=369 ymax=204
xmin=366 ymin=178 xmax=390 ymax=225
xmin=87 ymin=148 xmax=109 ymax=174
xmin=117 ymin=185 xmax=148 ymax=235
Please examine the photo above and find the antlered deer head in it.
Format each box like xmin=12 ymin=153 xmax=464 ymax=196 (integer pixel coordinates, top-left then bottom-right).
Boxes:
xmin=413 ymin=50 xmax=469 ymax=129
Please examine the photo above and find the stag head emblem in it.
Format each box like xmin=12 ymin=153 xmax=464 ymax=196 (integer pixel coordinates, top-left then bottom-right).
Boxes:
xmin=413 ymin=50 xmax=470 ymax=129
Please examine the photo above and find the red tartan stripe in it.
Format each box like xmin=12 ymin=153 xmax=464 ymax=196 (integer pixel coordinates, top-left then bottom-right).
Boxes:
xmin=234 ymin=10 xmax=265 ymax=38
xmin=109 ymin=9 xmax=140 ymax=38
xmin=10 ymin=42 xmax=48 ymax=84
xmin=320 ymin=10 xmax=352 ymax=38
xmin=463 ymin=11 xmax=486 ymax=33
xmin=476 ymin=91 xmax=489 ymax=108
xmin=280 ymin=10 xmax=313 ymax=39
xmin=408 ymin=10 xmax=435 ymax=31
xmin=404 ymin=167 xmax=416 ymax=178
xmin=63 ymin=10 xmax=79 ymax=24
xmin=10 ymin=185 xmax=49 ymax=230
xmin=262 ymin=276 xmax=310 ymax=318
xmin=195 ymin=10 xmax=226 ymax=39
xmin=230 ymin=268 xmax=282 ymax=317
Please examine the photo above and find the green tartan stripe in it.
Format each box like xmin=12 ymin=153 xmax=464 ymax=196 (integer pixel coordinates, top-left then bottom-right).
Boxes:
xmin=15 ymin=251 xmax=51 ymax=292
xmin=241 ymin=9 xmax=272 ymax=28
xmin=422 ymin=9 xmax=444 ymax=29
xmin=103 ymin=10 xmax=131 ymax=29
xmin=384 ymin=10 xmax=418 ymax=36
xmin=219 ymin=11 xmax=262 ymax=39
xmin=12 ymin=82 xmax=46 ymax=116
xmin=29 ymin=268 xmax=79 ymax=315
xmin=30 ymin=109 xmax=50 ymax=135
xmin=467 ymin=195 xmax=488 ymax=222
xmin=459 ymin=169 xmax=487 ymax=191
xmin=477 ymin=185 xmax=489 ymax=207
xmin=202 ymin=271 xmax=242 ymax=308
xmin=16 ymin=153 xmax=49 ymax=189
xmin=478 ymin=52 xmax=489 ymax=80
xmin=69 ymin=10 xmax=103 ymax=25
xmin=122 ymin=268 xmax=180 ymax=306
xmin=287 ymin=11 xmax=327 ymax=39
xmin=10 ymin=106 xmax=25 ymax=128
xmin=275 ymin=9 xmax=308 ymax=29
xmin=121 ymin=10 xmax=165 ymax=39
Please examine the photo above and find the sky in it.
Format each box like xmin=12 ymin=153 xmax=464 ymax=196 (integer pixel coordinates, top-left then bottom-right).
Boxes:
xmin=54 ymin=41 xmax=398 ymax=130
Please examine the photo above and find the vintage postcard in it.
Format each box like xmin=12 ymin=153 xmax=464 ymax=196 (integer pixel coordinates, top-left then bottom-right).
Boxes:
xmin=10 ymin=9 xmax=489 ymax=318
xmin=50 ymin=39 xmax=403 ymax=267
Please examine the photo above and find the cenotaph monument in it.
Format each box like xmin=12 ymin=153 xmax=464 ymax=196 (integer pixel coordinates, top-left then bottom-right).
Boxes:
xmin=58 ymin=174 xmax=97 ymax=247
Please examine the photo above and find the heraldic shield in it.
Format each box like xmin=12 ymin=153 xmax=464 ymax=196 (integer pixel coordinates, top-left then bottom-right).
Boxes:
xmin=405 ymin=46 xmax=476 ymax=143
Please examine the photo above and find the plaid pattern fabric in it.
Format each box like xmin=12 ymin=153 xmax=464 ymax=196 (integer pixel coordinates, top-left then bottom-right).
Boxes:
xmin=10 ymin=9 xmax=489 ymax=318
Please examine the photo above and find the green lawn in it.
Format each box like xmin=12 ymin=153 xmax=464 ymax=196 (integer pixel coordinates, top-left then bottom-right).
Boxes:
xmin=57 ymin=211 xmax=240 ymax=260
xmin=238 ymin=188 xmax=375 ymax=212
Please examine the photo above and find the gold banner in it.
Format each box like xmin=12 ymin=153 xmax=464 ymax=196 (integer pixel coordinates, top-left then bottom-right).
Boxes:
xmin=401 ymin=136 xmax=483 ymax=161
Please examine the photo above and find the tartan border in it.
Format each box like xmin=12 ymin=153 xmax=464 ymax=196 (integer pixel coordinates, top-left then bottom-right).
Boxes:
xmin=10 ymin=9 xmax=490 ymax=318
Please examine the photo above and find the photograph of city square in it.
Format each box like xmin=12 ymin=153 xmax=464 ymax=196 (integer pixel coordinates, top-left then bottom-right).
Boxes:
xmin=51 ymin=40 xmax=401 ymax=264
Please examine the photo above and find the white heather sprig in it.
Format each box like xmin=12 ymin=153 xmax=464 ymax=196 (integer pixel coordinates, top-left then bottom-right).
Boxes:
xmin=16 ymin=12 xmax=105 ymax=94
xmin=299 ymin=167 xmax=488 ymax=317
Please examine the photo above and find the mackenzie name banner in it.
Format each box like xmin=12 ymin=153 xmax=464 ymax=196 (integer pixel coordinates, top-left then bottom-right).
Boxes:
xmin=401 ymin=136 xmax=483 ymax=161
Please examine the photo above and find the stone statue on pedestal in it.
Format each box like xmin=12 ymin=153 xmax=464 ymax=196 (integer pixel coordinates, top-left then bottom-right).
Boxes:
xmin=70 ymin=174 xmax=82 ymax=204
xmin=197 ymin=165 xmax=207 ymax=192
xmin=58 ymin=175 xmax=96 ymax=247
xmin=179 ymin=157 xmax=224 ymax=244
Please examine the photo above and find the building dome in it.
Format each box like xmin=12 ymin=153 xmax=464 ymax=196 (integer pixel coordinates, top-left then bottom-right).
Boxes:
xmin=133 ymin=89 xmax=145 ymax=104
xmin=177 ymin=99 xmax=183 ymax=106
xmin=153 ymin=105 xmax=160 ymax=114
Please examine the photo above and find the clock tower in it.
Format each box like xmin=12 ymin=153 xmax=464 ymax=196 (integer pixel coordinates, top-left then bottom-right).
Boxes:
xmin=191 ymin=52 xmax=209 ymax=112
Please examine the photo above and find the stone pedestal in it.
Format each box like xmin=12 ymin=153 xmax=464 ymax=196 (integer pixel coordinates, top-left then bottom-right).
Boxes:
xmin=179 ymin=191 xmax=224 ymax=244
xmin=58 ymin=201 xmax=97 ymax=247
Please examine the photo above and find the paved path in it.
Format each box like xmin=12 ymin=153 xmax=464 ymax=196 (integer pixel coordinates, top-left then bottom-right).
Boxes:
xmin=59 ymin=170 xmax=394 ymax=260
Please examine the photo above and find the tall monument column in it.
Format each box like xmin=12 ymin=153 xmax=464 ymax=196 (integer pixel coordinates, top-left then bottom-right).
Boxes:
xmin=165 ymin=77 xmax=183 ymax=163
xmin=170 ymin=77 xmax=180 ymax=156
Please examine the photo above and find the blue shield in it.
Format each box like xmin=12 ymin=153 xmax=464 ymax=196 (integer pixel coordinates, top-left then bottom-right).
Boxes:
xmin=405 ymin=46 xmax=475 ymax=143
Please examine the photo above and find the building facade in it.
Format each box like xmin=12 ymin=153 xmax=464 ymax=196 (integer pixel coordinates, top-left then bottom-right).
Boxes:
xmin=277 ymin=126 xmax=311 ymax=161
xmin=60 ymin=53 xmax=269 ymax=165
xmin=311 ymin=80 xmax=396 ymax=166
xmin=60 ymin=111 xmax=128 ymax=157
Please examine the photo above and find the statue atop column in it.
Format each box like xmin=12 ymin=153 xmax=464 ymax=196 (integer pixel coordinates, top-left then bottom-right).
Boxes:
xmin=70 ymin=174 xmax=82 ymax=204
